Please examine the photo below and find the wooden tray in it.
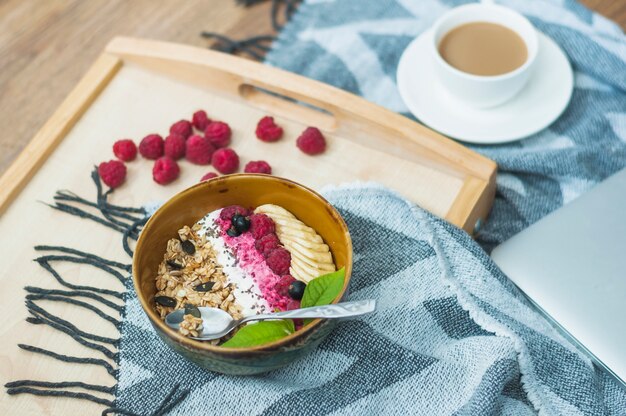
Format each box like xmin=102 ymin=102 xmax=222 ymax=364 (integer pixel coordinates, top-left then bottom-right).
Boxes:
xmin=0 ymin=36 xmax=496 ymax=232
xmin=0 ymin=37 xmax=495 ymax=414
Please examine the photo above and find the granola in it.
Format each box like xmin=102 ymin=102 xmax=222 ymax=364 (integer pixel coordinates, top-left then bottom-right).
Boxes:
xmin=154 ymin=223 xmax=243 ymax=328
xmin=179 ymin=314 xmax=203 ymax=338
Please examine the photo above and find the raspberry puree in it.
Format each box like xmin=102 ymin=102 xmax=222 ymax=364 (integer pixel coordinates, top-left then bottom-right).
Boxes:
xmin=216 ymin=217 xmax=292 ymax=311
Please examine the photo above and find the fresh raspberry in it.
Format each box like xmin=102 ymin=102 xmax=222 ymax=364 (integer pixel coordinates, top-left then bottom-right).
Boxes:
xmin=286 ymin=299 xmax=301 ymax=311
xmin=185 ymin=135 xmax=215 ymax=165
xmin=204 ymin=121 xmax=231 ymax=148
xmin=112 ymin=139 xmax=137 ymax=162
xmin=274 ymin=275 xmax=296 ymax=297
xmin=255 ymin=116 xmax=283 ymax=142
xmin=244 ymin=160 xmax=272 ymax=174
xmin=296 ymin=127 xmax=326 ymax=155
xmin=192 ymin=110 xmax=211 ymax=131
xmin=211 ymin=148 xmax=239 ymax=174
xmin=265 ymin=247 xmax=291 ymax=276
xmin=249 ymin=213 xmax=275 ymax=239
xmin=219 ymin=205 xmax=250 ymax=221
xmin=255 ymin=233 xmax=280 ymax=257
xmin=200 ymin=172 xmax=218 ymax=182
xmin=152 ymin=157 xmax=180 ymax=185
xmin=98 ymin=160 xmax=127 ymax=189
xmin=169 ymin=120 xmax=192 ymax=139
xmin=139 ymin=134 xmax=164 ymax=160
xmin=164 ymin=134 xmax=186 ymax=160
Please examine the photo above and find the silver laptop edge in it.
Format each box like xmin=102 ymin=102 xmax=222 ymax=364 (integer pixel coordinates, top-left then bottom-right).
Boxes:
xmin=492 ymin=167 xmax=626 ymax=390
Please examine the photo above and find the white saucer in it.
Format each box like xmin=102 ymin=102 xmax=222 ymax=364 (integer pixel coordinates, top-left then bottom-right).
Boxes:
xmin=397 ymin=30 xmax=573 ymax=144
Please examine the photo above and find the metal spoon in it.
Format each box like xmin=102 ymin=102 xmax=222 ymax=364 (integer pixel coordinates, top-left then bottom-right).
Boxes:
xmin=165 ymin=299 xmax=376 ymax=341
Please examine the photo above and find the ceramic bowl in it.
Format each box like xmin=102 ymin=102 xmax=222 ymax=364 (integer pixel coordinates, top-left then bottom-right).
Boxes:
xmin=132 ymin=174 xmax=353 ymax=375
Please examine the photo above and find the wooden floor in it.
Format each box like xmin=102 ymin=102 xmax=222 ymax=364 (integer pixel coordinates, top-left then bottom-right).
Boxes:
xmin=0 ymin=0 xmax=624 ymax=178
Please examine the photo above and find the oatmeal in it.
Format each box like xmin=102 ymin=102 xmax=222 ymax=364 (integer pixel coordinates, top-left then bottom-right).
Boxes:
xmin=179 ymin=314 xmax=203 ymax=338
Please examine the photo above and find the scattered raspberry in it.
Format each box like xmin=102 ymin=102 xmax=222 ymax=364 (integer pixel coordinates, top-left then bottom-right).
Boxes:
xmin=152 ymin=157 xmax=180 ymax=185
xmin=112 ymin=139 xmax=137 ymax=162
xmin=211 ymin=148 xmax=239 ymax=174
xmin=286 ymin=299 xmax=301 ymax=311
xmin=139 ymin=134 xmax=164 ymax=160
xmin=255 ymin=233 xmax=280 ymax=257
xmin=192 ymin=110 xmax=211 ymax=131
xmin=249 ymin=213 xmax=275 ymax=239
xmin=244 ymin=160 xmax=272 ymax=174
xmin=204 ymin=121 xmax=231 ymax=148
xmin=293 ymin=317 xmax=304 ymax=329
xmin=274 ymin=275 xmax=296 ymax=297
xmin=296 ymin=127 xmax=326 ymax=155
xmin=255 ymin=116 xmax=283 ymax=142
xmin=200 ymin=172 xmax=218 ymax=182
xmin=169 ymin=120 xmax=192 ymax=139
xmin=164 ymin=134 xmax=186 ymax=160
xmin=219 ymin=205 xmax=251 ymax=221
xmin=185 ymin=135 xmax=215 ymax=165
xmin=98 ymin=160 xmax=127 ymax=189
xmin=265 ymin=247 xmax=291 ymax=276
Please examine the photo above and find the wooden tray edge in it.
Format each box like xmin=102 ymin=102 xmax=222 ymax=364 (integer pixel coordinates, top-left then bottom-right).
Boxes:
xmin=0 ymin=53 xmax=122 ymax=216
xmin=106 ymin=37 xmax=497 ymax=182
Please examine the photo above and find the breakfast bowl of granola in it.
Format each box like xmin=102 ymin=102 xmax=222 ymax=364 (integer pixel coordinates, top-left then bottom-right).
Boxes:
xmin=132 ymin=174 xmax=352 ymax=375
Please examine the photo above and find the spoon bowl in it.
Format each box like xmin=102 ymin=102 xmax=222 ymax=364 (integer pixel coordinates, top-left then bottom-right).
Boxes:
xmin=166 ymin=307 xmax=235 ymax=340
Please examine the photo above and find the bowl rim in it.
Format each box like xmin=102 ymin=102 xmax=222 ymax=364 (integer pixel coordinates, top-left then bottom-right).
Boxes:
xmin=132 ymin=173 xmax=353 ymax=354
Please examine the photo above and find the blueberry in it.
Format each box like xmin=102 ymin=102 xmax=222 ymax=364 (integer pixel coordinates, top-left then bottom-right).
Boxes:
xmin=232 ymin=214 xmax=251 ymax=233
xmin=227 ymin=226 xmax=241 ymax=237
xmin=288 ymin=281 xmax=306 ymax=300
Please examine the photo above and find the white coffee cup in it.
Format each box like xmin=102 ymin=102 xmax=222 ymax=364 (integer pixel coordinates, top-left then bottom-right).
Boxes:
xmin=430 ymin=3 xmax=538 ymax=108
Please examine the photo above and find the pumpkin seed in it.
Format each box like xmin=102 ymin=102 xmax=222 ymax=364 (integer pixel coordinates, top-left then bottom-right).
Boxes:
xmin=166 ymin=260 xmax=183 ymax=270
xmin=184 ymin=304 xmax=201 ymax=318
xmin=181 ymin=239 xmax=196 ymax=255
xmin=155 ymin=296 xmax=176 ymax=307
xmin=194 ymin=281 xmax=215 ymax=292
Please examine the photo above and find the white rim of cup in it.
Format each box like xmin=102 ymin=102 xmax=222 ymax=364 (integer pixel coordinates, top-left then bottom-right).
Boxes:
xmin=430 ymin=3 xmax=538 ymax=82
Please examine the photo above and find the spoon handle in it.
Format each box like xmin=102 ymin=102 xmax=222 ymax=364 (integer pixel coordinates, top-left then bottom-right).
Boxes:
xmin=240 ymin=299 xmax=376 ymax=324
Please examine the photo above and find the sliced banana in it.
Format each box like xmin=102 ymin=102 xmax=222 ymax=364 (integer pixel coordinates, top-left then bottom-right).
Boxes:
xmin=283 ymin=240 xmax=333 ymax=264
xmin=255 ymin=204 xmax=336 ymax=283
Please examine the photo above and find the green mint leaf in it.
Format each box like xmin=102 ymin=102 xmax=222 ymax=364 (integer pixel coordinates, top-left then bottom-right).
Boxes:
xmin=222 ymin=319 xmax=295 ymax=348
xmin=300 ymin=268 xmax=345 ymax=309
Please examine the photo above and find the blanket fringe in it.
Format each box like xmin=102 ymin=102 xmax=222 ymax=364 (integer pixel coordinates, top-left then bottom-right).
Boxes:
xmin=4 ymin=169 xmax=177 ymax=414
xmin=18 ymin=344 xmax=117 ymax=376
xmin=202 ymin=0 xmax=301 ymax=59
xmin=25 ymin=286 xmax=125 ymax=313
xmin=102 ymin=384 xmax=190 ymax=416
xmin=6 ymin=385 xmax=115 ymax=407
xmin=46 ymin=168 xmax=146 ymax=239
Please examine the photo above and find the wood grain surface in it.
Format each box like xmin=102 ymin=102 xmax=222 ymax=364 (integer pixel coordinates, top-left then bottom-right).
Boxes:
xmin=0 ymin=0 xmax=623 ymax=179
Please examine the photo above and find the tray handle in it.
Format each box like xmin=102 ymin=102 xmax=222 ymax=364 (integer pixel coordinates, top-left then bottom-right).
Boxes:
xmin=238 ymin=83 xmax=338 ymax=131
